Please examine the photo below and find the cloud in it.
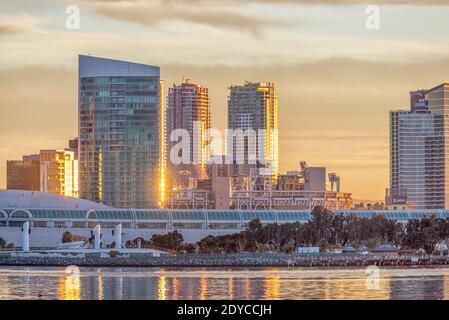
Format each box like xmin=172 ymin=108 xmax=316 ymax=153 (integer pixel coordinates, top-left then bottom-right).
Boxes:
xmin=0 ymin=25 xmax=19 ymax=35
xmin=78 ymin=0 xmax=283 ymax=37
xmin=0 ymin=15 xmax=43 ymax=36
xmin=82 ymin=0 xmax=449 ymax=6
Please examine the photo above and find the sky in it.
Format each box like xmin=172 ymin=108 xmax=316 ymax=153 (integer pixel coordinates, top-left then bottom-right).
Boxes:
xmin=1 ymin=0 xmax=449 ymax=201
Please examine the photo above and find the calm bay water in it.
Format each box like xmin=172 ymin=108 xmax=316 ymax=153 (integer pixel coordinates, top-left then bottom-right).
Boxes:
xmin=1 ymin=266 xmax=449 ymax=300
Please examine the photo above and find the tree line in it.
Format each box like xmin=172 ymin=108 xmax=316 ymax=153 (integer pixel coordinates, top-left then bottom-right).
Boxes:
xmin=54 ymin=206 xmax=449 ymax=254
xmin=141 ymin=207 xmax=449 ymax=254
xmin=197 ymin=207 xmax=405 ymax=254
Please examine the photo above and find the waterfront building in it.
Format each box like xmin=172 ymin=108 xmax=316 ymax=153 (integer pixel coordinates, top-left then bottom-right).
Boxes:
xmin=227 ymin=82 xmax=279 ymax=177
xmin=78 ymin=55 xmax=161 ymax=208
xmin=164 ymin=161 xmax=352 ymax=210
xmin=389 ymin=83 xmax=449 ymax=209
xmin=427 ymin=83 xmax=449 ymax=209
xmin=277 ymin=171 xmax=304 ymax=191
xmin=0 ymin=190 xmax=446 ymax=248
xmin=39 ymin=149 xmax=78 ymax=198
xmin=6 ymin=155 xmax=40 ymax=191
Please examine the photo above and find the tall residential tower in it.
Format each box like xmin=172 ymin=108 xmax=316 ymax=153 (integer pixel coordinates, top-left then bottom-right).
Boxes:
xmin=227 ymin=82 xmax=279 ymax=177
xmin=78 ymin=55 xmax=161 ymax=208
xmin=166 ymin=82 xmax=211 ymax=187
xmin=389 ymin=84 xmax=449 ymax=209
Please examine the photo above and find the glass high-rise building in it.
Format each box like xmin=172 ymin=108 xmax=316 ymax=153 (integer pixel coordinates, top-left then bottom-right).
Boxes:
xmin=389 ymin=83 xmax=449 ymax=209
xmin=227 ymin=82 xmax=279 ymax=177
xmin=78 ymin=55 xmax=161 ymax=208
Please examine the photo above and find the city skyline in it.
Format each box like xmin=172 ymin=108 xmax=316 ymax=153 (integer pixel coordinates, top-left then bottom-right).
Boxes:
xmin=3 ymin=1 xmax=449 ymax=201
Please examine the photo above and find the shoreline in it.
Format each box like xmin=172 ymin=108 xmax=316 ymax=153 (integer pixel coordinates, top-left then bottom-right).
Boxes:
xmin=2 ymin=254 xmax=449 ymax=269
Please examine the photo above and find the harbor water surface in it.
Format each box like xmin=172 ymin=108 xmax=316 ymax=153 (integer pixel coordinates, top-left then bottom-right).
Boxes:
xmin=1 ymin=266 xmax=449 ymax=300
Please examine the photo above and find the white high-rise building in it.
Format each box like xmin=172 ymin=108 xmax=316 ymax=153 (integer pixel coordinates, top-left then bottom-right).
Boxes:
xmin=389 ymin=84 xmax=449 ymax=209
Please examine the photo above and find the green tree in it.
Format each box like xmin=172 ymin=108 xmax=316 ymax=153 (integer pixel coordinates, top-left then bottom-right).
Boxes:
xmin=318 ymin=238 xmax=330 ymax=253
xmin=0 ymin=236 xmax=6 ymax=248
xmin=62 ymin=231 xmax=76 ymax=243
xmin=151 ymin=230 xmax=184 ymax=251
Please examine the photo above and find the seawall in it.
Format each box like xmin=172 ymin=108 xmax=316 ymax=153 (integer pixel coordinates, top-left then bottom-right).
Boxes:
xmin=1 ymin=253 xmax=449 ymax=268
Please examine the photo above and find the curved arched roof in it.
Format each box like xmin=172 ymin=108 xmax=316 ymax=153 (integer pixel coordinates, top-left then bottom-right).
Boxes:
xmin=0 ymin=190 xmax=111 ymax=210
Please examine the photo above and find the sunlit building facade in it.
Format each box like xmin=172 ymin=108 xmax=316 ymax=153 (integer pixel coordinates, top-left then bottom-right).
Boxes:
xmin=227 ymin=82 xmax=279 ymax=177
xmin=78 ymin=55 xmax=161 ymax=208
xmin=39 ymin=149 xmax=78 ymax=197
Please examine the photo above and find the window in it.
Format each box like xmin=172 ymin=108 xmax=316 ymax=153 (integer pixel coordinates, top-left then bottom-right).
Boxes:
xmin=9 ymin=221 xmax=25 ymax=227
xmin=172 ymin=222 xmax=204 ymax=229
xmin=54 ymin=221 xmax=66 ymax=228
xmin=33 ymin=221 xmax=47 ymax=228
xmin=137 ymin=223 xmax=167 ymax=229
xmin=208 ymin=223 xmax=239 ymax=229
xmin=72 ymin=221 xmax=87 ymax=228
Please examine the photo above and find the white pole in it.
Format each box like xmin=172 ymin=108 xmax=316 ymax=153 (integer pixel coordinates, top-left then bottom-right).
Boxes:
xmin=115 ymin=224 xmax=122 ymax=249
xmin=94 ymin=224 xmax=101 ymax=250
xmin=22 ymin=221 xmax=30 ymax=252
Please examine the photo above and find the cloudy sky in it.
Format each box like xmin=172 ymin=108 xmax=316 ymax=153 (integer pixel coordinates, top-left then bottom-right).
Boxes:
xmin=1 ymin=0 xmax=449 ymax=201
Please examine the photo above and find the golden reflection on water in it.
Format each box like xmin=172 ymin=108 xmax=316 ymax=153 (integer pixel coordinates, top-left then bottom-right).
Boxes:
xmin=199 ymin=276 xmax=208 ymax=300
xmin=227 ymin=277 xmax=234 ymax=300
xmin=8 ymin=267 xmax=449 ymax=300
xmin=97 ymin=270 xmax=104 ymax=300
xmin=443 ymin=275 xmax=449 ymax=299
xmin=158 ymin=276 xmax=167 ymax=300
xmin=172 ymin=277 xmax=179 ymax=300
xmin=324 ymin=276 xmax=390 ymax=300
xmin=264 ymin=269 xmax=280 ymax=300
xmin=244 ymin=277 xmax=251 ymax=300
xmin=58 ymin=266 xmax=81 ymax=300
xmin=279 ymin=270 xmax=390 ymax=300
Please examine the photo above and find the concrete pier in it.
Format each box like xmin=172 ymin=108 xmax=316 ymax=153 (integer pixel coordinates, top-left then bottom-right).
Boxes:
xmin=22 ymin=222 xmax=30 ymax=252
xmin=94 ymin=225 xmax=101 ymax=250
xmin=115 ymin=224 xmax=122 ymax=249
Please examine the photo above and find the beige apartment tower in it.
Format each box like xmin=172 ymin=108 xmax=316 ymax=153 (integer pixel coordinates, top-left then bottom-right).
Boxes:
xmin=227 ymin=82 xmax=279 ymax=177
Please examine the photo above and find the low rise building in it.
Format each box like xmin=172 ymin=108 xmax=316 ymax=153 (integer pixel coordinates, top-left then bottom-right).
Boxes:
xmin=6 ymin=155 xmax=40 ymax=191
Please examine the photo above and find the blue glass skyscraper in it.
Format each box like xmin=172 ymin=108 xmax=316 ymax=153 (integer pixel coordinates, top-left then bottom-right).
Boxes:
xmin=78 ymin=55 xmax=160 ymax=208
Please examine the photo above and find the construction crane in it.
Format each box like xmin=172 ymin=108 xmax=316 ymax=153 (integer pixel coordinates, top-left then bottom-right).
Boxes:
xmin=328 ymin=173 xmax=340 ymax=192
xmin=300 ymin=161 xmax=309 ymax=183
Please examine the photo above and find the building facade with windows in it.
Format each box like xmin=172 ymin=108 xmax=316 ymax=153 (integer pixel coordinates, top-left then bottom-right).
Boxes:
xmin=165 ymin=82 xmax=211 ymax=191
xmin=389 ymin=83 xmax=449 ymax=209
xmin=166 ymin=82 xmax=211 ymax=169
xmin=227 ymin=82 xmax=279 ymax=177
xmin=0 ymin=190 xmax=445 ymax=248
xmin=39 ymin=149 xmax=78 ymax=198
xmin=6 ymin=155 xmax=40 ymax=191
xmin=78 ymin=55 xmax=161 ymax=208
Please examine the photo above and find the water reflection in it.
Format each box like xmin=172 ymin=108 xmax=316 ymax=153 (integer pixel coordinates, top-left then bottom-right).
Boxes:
xmin=3 ymin=266 xmax=449 ymax=300
xmin=58 ymin=266 xmax=81 ymax=300
xmin=264 ymin=269 xmax=280 ymax=300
